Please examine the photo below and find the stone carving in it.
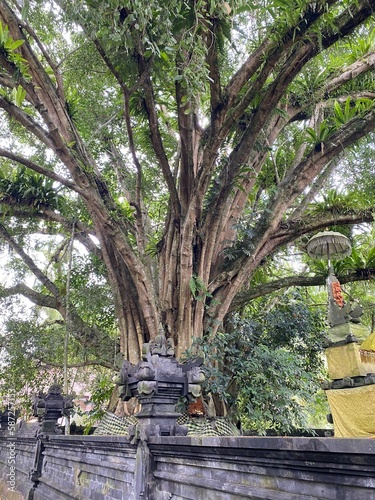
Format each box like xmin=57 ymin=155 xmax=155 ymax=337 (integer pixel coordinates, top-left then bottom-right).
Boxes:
xmin=145 ymin=331 xmax=175 ymax=357
xmin=114 ymin=329 xmax=205 ymax=442
xmin=187 ymin=365 xmax=205 ymax=399
xmin=33 ymin=384 xmax=74 ymax=434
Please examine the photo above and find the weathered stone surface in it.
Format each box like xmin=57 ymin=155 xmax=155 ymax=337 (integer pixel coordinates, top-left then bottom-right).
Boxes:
xmin=327 ymin=323 xmax=369 ymax=344
xmin=0 ymin=436 xmax=36 ymax=499
xmin=148 ymin=436 xmax=375 ymax=500
xmin=2 ymin=433 xmax=375 ymax=500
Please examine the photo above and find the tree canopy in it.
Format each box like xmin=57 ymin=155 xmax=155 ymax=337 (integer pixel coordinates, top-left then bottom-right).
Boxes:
xmin=0 ymin=0 xmax=374 ymax=376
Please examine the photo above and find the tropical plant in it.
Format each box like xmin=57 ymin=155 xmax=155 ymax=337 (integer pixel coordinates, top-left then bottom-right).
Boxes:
xmin=186 ymin=292 xmax=327 ymax=433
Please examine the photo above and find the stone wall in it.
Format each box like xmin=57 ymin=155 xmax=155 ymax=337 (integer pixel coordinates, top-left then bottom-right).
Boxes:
xmin=1 ymin=433 xmax=375 ymax=499
xmin=33 ymin=435 xmax=137 ymax=500
xmin=0 ymin=435 xmax=36 ymax=500
xmin=149 ymin=435 xmax=375 ymax=500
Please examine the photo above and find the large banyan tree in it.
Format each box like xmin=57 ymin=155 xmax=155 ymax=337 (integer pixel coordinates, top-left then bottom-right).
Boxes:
xmin=0 ymin=0 xmax=374 ymax=363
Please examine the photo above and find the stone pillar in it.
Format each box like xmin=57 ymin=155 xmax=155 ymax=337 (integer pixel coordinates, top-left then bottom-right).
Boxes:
xmin=114 ymin=330 xmax=205 ymax=500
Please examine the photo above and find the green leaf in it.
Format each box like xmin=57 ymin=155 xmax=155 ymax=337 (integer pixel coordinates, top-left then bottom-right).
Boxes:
xmin=160 ymin=51 xmax=169 ymax=62
xmin=305 ymin=127 xmax=318 ymax=143
xmin=11 ymin=85 xmax=26 ymax=107
xmin=365 ymin=246 xmax=375 ymax=269
xmin=333 ymin=101 xmax=345 ymax=125
xmin=189 ymin=276 xmax=197 ymax=297
xmin=8 ymin=40 xmax=24 ymax=51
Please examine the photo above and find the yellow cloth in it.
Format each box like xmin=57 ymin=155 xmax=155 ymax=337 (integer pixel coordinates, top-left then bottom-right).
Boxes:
xmin=326 ymin=385 xmax=375 ymax=437
xmin=361 ymin=331 xmax=375 ymax=351
xmin=325 ymin=343 xmax=375 ymax=379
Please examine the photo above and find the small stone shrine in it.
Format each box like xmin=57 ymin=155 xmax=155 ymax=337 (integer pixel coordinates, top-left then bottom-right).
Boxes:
xmin=307 ymin=231 xmax=375 ymax=437
xmin=322 ymin=277 xmax=375 ymax=437
xmin=33 ymin=383 xmax=74 ymax=434
xmin=114 ymin=329 xmax=206 ymax=442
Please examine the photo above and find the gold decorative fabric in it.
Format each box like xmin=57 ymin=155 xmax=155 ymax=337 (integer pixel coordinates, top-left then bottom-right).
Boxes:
xmin=326 ymin=385 xmax=375 ymax=437
xmin=361 ymin=331 xmax=375 ymax=351
xmin=325 ymin=343 xmax=375 ymax=379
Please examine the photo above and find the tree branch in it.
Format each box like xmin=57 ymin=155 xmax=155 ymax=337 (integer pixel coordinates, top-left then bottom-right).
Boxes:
xmin=231 ymin=271 xmax=375 ymax=310
xmin=271 ymin=105 xmax=375 ymax=225
xmin=0 ymin=96 xmax=56 ymax=149
xmin=0 ymin=72 xmax=16 ymax=89
xmin=0 ymin=283 xmax=58 ymax=309
xmin=325 ymin=52 xmax=375 ymax=95
xmin=0 ymin=1 xmax=72 ymax=138
xmin=18 ymin=18 xmax=65 ymax=100
xmin=0 ymin=222 xmax=61 ymax=298
xmin=274 ymin=210 xmax=375 ymax=243
xmin=0 ymin=205 xmax=102 ymax=258
xmin=206 ymin=19 xmax=222 ymax=112
xmin=205 ymin=0 xmax=375 ymax=217
xmin=96 ymin=38 xmax=181 ymax=220
xmin=209 ymin=208 xmax=375 ymax=298
xmin=222 ymin=48 xmax=375 ymax=226
xmin=288 ymin=51 xmax=375 ymax=123
xmin=289 ymin=160 xmax=339 ymax=220
xmin=222 ymin=0 xmax=338 ymax=129
xmin=142 ymin=75 xmax=181 ymax=217
xmin=0 ymin=253 xmax=105 ymax=348
xmin=0 ymin=148 xmax=85 ymax=195
xmin=41 ymin=208 xmax=102 ymax=257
